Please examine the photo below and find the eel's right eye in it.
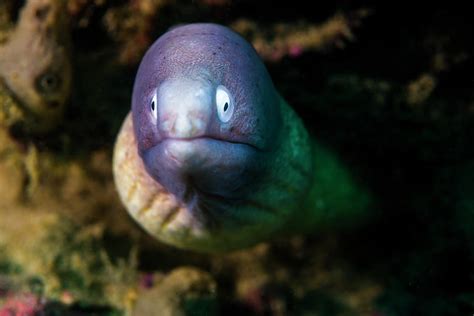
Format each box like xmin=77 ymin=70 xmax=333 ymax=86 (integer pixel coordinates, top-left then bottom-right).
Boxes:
xmin=151 ymin=91 xmax=158 ymax=119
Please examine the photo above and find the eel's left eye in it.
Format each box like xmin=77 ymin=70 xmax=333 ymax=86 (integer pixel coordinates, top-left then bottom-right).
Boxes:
xmin=36 ymin=72 xmax=61 ymax=94
xmin=216 ymin=85 xmax=234 ymax=123
xmin=150 ymin=90 xmax=158 ymax=119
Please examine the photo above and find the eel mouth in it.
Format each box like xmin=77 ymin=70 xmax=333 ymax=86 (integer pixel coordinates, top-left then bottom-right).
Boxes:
xmin=142 ymin=136 xmax=265 ymax=201
xmin=152 ymin=136 xmax=259 ymax=170
xmin=156 ymin=135 xmax=261 ymax=150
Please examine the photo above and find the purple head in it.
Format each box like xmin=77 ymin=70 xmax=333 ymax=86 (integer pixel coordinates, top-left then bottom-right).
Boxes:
xmin=132 ymin=23 xmax=282 ymax=203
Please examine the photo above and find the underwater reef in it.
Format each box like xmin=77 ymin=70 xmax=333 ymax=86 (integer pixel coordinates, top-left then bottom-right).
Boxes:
xmin=0 ymin=0 xmax=473 ymax=315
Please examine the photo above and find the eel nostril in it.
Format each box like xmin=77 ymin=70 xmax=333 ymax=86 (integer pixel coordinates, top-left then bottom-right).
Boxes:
xmin=160 ymin=114 xmax=206 ymax=138
xmin=160 ymin=118 xmax=173 ymax=134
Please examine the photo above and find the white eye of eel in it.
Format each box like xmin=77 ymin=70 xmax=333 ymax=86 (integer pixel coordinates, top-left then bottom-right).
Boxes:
xmin=150 ymin=90 xmax=158 ymax=119
xmin=216 ymin=85 xmax=234 ymax=123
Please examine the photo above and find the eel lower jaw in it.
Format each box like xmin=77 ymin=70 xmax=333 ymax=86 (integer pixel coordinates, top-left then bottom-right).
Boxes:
xmin=141 ymin=137 xmax=263 ymax=200
xmin=150 ymin=136 xmax=259 ymax=171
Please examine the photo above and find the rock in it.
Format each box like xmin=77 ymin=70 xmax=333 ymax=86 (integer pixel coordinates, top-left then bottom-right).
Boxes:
xmin=133 ymin=267 xmax=217 ymax=316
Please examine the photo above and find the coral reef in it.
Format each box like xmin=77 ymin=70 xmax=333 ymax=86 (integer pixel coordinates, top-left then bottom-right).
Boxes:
xmin=103 ymin=0 xmax=169 ymax=64
xmin=0 ymin=0 xmax=473 ymax=314
xmin=232 ymin=9 xmax=370 ymax=62
xmin=132 ymin=267 xmax=217 ymax=316
xmin=0 ymin=0 xmax=72 ymax=133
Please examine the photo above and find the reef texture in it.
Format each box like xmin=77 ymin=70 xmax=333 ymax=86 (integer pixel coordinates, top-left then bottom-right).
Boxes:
xmin=0 ymin=0 xmax=72 ymax=133
xmin=0 ymin=1 xmax=473 ymax=315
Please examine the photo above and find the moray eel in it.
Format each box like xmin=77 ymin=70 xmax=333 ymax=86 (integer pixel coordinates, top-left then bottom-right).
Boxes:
xmin=114 ymin=23 xmax=371 ymax=252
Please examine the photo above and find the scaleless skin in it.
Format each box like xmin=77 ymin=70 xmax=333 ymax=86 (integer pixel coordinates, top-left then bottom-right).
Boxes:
xmin=114 ymin=23 xmax=366 ymax=252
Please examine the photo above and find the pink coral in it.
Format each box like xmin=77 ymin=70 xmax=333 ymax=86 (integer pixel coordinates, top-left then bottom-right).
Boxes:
xmin=0 ymin=293 xmax=44 ymax=316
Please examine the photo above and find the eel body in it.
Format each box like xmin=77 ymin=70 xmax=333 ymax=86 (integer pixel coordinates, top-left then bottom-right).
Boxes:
xmin=114 ymin=23 xmax=370 ymax=252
